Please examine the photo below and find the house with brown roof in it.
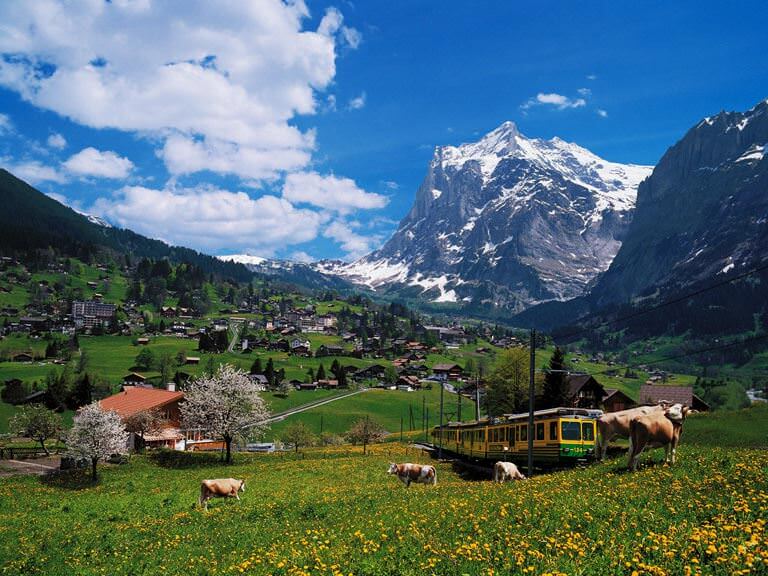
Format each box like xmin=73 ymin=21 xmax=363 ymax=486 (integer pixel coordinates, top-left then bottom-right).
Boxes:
xmin=566 ymin=374 xmax=606 ymax=409
xmin=432 ymin=363 xmax=464 ymax=381
xmin=638 ymin=384 xmax=710 ymax=411
xmin=602 ymin=388 xmax=636 ymax=413
xmin=100 ymin=385 xmax=185 ymax=450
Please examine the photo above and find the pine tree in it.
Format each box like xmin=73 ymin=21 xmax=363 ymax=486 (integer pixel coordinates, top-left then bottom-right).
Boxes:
xmin=250 ymin=358 xmax=263 ymax=375
xmin=542 ymin=347 xmax=568 ymax=408
xmin=316 ymin=363 xmax=326 ymax=381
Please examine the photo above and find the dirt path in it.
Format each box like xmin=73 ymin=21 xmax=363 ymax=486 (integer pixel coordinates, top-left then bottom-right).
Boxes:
xmin=0 ymin=456 xmax=60 ymax=477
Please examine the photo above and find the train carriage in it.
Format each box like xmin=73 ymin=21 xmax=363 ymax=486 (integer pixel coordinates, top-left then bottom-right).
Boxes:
xmin=431 ymin=407 xmax=602 ymax=466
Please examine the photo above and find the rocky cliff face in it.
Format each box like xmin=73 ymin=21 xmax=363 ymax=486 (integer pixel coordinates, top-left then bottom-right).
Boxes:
xmin=321 ymin=122 xmax=651 ymax=313
xmin=590 ymin=99 xmax=768 ymax=305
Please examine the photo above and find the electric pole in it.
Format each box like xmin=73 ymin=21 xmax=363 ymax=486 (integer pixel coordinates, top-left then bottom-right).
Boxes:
xmin=438 ymin=379 xmax=445 ymax=459
xmin=528 ymin=329 xmax=536 ymax=478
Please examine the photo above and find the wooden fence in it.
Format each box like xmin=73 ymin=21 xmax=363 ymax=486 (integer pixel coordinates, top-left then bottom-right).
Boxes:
xmin=0 ymin=447 xmax=62 ymax=459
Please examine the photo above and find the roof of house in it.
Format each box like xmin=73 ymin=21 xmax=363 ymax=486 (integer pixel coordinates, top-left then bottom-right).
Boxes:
xmin=100 ymin=386 xmax=184 ymax=418
xmin=638 ymin=384 xmax=709 ymax=409
xmin=123 ymin=372 xmax=146 ymax=381
xmin=566 ymin=374 xmax=605 ymax=397
xmin=602 ymin=388 xmax=635 ymax=403
xmin=432 ymin=363 xmax=462 ymax=371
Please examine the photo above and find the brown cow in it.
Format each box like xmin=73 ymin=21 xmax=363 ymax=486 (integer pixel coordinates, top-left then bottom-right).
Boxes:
xmin=493 ymin=461 xmax=526 ymax=483
xmin=627 ymin=404 xmax=690 ymax=471
xmin=596 ymin=403 xmax=667 ymax=460
xmin=387 ymin=462 xmax=437 ymax=487
xmin=199 ymin=477 xmax=246 ymax=509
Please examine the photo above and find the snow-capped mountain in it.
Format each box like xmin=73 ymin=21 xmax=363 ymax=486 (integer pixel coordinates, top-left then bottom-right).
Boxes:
xmin=218 ymin=254 xmax=355 ymax=291
xmin=324 ymin=121 xmax=652 ymax=313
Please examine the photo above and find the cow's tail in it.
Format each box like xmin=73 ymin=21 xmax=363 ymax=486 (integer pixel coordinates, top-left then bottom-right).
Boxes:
xmin=199 ymin=483 xmax=207 ymax=508
xmin=431 ymin=467 xmax=437 ymax=486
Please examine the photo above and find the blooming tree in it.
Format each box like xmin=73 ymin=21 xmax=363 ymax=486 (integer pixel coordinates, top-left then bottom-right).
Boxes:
xmin=66 ymin=402 xmax=129 ymax=481
xmin=180 ymin=364 xmax=270 ymax=463
xmin=123 ymin=409 xmax=163 ymax=453
xmin=9 ymin=404 xmax=63 ymax=456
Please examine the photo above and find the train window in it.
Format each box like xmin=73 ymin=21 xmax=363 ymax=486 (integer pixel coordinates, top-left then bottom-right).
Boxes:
xmin=561 ymin=421 xmax=581 ymax=440
xmin=520 ymin=425 xmax=528 ymax=441
xmin=582 ymin=422 xmax=595 ymax=441
xmin=549 ymin=422 xmax=557 ymax=440
xmin=536 ymin=423 xmax=544 ymax=440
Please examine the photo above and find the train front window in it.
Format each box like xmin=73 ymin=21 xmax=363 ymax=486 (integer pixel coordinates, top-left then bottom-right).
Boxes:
xmin=549 ymin=422 xmax=557 ymax=440
xmin=582 ymin=422 xmax=595 ymax=441
xmin=561 ymin=421 xmax=581 ymax=440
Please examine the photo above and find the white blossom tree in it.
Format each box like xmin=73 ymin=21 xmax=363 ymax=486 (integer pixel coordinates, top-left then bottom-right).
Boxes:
xmin=66 ymin=402 xmax=130 ymax=481
xmin=180 ymin=364 xmax=270 ymax=463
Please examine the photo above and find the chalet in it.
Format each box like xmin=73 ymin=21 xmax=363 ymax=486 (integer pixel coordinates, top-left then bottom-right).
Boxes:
xmin=136 ymin=337 xmax=150 ymax=345
xmin=298 ymin=381 xmax=318 ymax=390
xmin=161 ymin=306 xmax=177 ymax=317
xmin=100 ymin=384 xmax=186 ymax=450
xmin=123 ymin=372 xmax=147 ymax=385
xmin=638 ymin=384 xmax=710 ymax=411
xmin=565 ymin=374 xmax=606 ymax=409
xmin=397 ymin=375 xmax=421 ymax=389
xmin=249 ymin=374 xmax=269 ymax=388
xmin=317 ymin=379 xmax=339 ymax=389
xmin=432 ymin=363 xmax=464 ymax=381
xmin=269 ymin=339 xmax=290 ymax=352
xmin=316 ymin=344 xmax=344 ymax=357
xmin=353 ymin=364 xmax=387 ymax=381
xmin=11 ymin=353 xmax=34 ymax=362
xmin=19 ymin=316 xmax=51 ymax=333
xmin=290 ymin=338 xmax=311 ymax=356
xmin=184 ymin=357 xmax=200 ymax=365
xmin=602 ymin=388 xmax=635 ymax=413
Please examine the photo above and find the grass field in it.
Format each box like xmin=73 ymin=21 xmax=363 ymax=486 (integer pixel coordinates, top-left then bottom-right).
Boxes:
xmin=267 ymin=385 xmax=474 ymax=442
xmin=0 ymin=405 xmax=765 ymax=575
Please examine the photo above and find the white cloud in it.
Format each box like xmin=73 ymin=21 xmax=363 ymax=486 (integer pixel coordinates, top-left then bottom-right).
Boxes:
xmin=0 ymin=1 xmax=360 ymax=181
xmin=586 ymin=74 xmax=597 ymax=80
xmin=323 ymin=220 xmax=380 ymax=260
xmin=64 ymin=147 xmax=134 ymax=179
xmin=348 ymin=92 xmax=366 ymax=110
xmin=0 ymin=113 xmax=12 ymax=134
xmin=282 ymin=172 xmax=388 ymax=214
xmin=47 ymin=133 xmax=67 ymax=149
xmin=0 ymin=157 xmax=67 ymax=184
xmin=521 ymin=92 xmax=587 ymax=111
xmin=91 ymin=185 xmax=324 ymax=253
xmin=382 ymin=180 xmax=399 ymax=190
xmin=597 ymin=109 xmax=608 ymax=118
xmin=577 ymin=87 xmax=592 ymax=97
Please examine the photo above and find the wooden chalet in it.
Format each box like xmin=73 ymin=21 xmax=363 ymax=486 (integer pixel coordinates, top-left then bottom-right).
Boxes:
xmin=638 ymin=384 xmax=710 ymax=411
xmin=566 ymin=374 xmax=606 ymax=409
xmin=602 ymin=388 xmax=635 ymax=412
xmin=432 ymin=363 xmax=464 ymax=381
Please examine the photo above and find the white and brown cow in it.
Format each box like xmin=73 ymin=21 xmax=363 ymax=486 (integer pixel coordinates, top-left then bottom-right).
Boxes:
xmin=199 ymin=477 xmax=246 ymax=510
xmin=493 ymin=461 xmax=526 ymax=483
xmin=596 ymin=403 xmax=668 ymax=460
xmin=627 ymin=403 xmax=690 ymax=471
xmin=387 ymin=462 xmax=437 ymax=487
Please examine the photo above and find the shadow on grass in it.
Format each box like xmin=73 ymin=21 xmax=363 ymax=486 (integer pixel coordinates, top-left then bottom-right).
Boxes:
xmin=451 ymin=459 xmax=493 ymax=482
xmin=40 ymin=469 xmax=96 ymax=490
xmin=149 ymin=449 xmax=226 ymax=469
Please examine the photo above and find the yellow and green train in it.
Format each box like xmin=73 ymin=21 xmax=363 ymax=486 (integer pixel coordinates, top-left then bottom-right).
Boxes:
xmin=431 ymin=407 xmax=602 ymax=465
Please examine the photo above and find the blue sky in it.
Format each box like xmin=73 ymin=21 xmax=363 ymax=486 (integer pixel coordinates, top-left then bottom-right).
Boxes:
xmin=0 ymin=0 xmax=766 ymax=262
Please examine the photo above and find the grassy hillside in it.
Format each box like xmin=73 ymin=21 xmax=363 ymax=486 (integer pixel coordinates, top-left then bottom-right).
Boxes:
xmin=267 ymin=385 xmax=474 ymax=442
xmin=0 ymin=405 xmax=765 ymax=575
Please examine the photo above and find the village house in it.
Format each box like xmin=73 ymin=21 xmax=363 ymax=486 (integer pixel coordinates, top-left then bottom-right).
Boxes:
xmin=565 ymin=374 xmax=606 ymax=409
xmin=638 ymin=384 xmax=710 ymax=411
xmin=289 ymin=338 xmax=311 ymax=356
xmin=601 ymin=388 xmax=636 ymax=412
xmin=100 ymin=384 xmax=186 ymax=450
xmin=122 ymin=372 xmax=147 ymax=386
xmin=71 ymin=300 xmax=116 ymax=330
xmin=432 ymin=363 xmax=464 ymax=381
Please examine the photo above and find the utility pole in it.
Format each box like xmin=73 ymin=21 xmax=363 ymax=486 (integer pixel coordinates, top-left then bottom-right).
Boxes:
xmin=422 ymin=397 xmax=426 ymax=441
xmin=528 ymin=329 xmax=536 ymax=478
xmin=475 ymin=374 xmax=480 ymax=421
xmin=438 ymin=380 xmax=445 ymax=459
xmin=457 ymin=384 xmax=462 ymax=422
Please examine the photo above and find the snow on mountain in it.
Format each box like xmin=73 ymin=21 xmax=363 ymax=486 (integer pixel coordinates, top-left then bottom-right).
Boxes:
xmin=218 ymin=254 xmax=269 ymax=267
xmin=324 ymin=121 xmax=652 ymax=312
xmin=86 ymin=214 xmax=112 ymax=228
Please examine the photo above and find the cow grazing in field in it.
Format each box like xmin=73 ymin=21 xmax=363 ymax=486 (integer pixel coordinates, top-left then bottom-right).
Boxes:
xmin=493 ymin=461 xmax=526 ymax=483
xmin=387 ymin=462 xmax=437 ymax=487
xmin=627 ymin=403 xmax=690 ymax=471
xmin=596 ymin=403 xmax=668 ymax=460
xmin=199 ymin=478 xmax=246 ymax=510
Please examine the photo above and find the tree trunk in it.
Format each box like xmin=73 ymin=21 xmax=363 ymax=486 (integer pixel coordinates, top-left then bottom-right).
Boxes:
xmin=39 ymin=438 xmax=50 ymax=457
xmin=91 ymin=458 xmax=98 ymax=482
xmin=225 ymin=437 xmax=232 ymax=464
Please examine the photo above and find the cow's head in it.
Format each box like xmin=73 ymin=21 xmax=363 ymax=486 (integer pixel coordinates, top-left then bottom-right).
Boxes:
xmin=387 ymin=463 xmax=398 ymax=475
xmin=664 ymin=403 xmax=690 ymax=423
xmin=239 ymin=479 xmax=246 ymax=493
